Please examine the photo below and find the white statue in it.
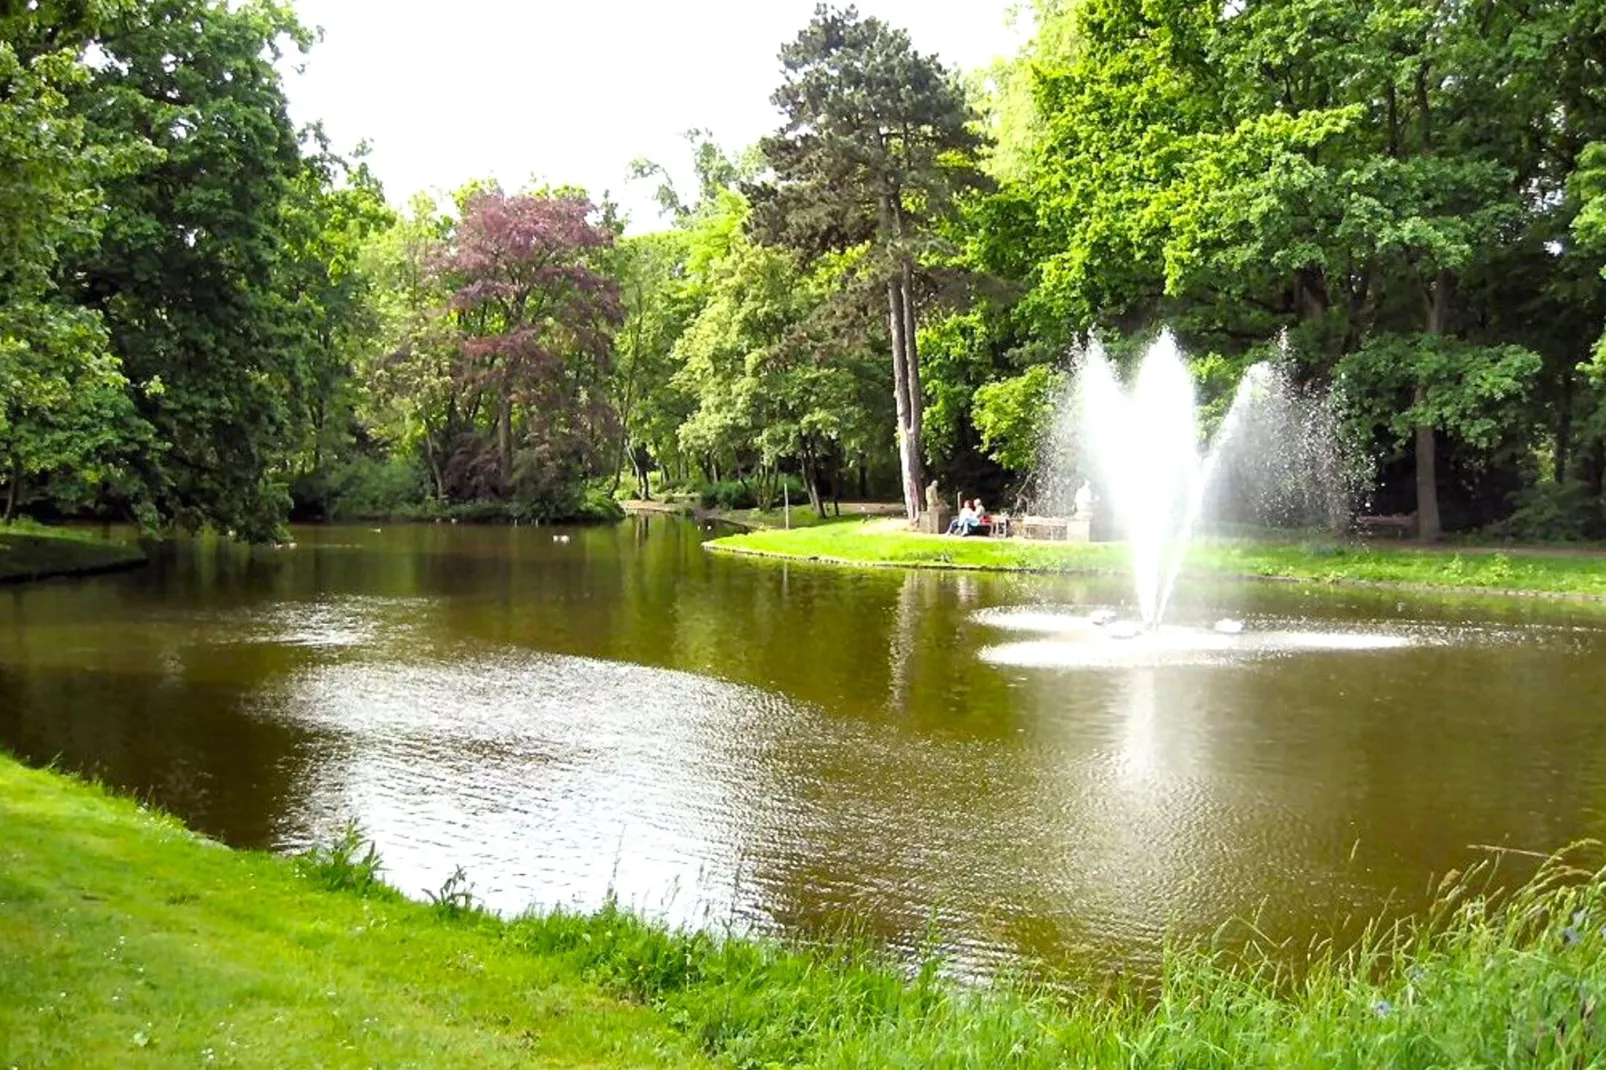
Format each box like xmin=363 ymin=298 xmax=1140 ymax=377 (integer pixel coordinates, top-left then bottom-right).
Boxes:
xmin=1073 ymin=481 xmax=1094 ymax=517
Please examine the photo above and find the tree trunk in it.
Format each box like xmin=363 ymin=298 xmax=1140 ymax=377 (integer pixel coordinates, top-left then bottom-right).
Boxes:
xmin=900 ymin=258 xmax=925 ymax=480
xmin=632 ymin=445 xmax=652 ymax=501
xmin=1415 ymin=273 xmax=1450 ymax=542
xmin=802 ymin=448 xmax=826 ymax=519
xmin=497 ymin=385 xmax=513 ymax=496
xmin=1413 ymin=384 xmax=1441 ymax=542
xmin=1555 ymin=371 xmax=1574 ymax=484
xmin=3 ymin=467 xmax=18 ymax=523
xmin=609 ymin=433 xmax=628 ymax=495
xmin=831 ymin=453 xmax=842 ymax=518
xmin=886 ymin=277 xmax=919 ymax=522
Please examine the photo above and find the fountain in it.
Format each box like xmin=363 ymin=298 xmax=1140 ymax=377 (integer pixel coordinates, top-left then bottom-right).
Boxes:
xmin=1075 ymin=330 xmax=1281 ymax=629
xmin=977 ymin=329 xmax=1382 ymax=667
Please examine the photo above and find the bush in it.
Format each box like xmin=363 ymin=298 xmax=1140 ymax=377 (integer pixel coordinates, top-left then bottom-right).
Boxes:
xmin=576 ymin=485 xmax=625 ymax=522
xmin=294 ymin=455 xmax=430 ymax=521
xmin=396 ymin=484 xmax=623 ymax=526
xmin=698 ymin=480 xmax=758 ymax=510
xmin=1490 ymin=481 xmax=1601 ymax=542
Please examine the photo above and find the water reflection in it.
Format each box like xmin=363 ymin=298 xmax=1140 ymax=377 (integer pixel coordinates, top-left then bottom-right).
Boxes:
xmin=3 ymin=519 xmax=1606 ymax=975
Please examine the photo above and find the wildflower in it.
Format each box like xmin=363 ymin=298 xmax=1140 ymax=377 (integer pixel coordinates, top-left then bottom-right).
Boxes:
xmin=1563 ymin=926 xmax=1582 ymax=947
xmin=1372 ymin=999 xmax=1393 ymax=1018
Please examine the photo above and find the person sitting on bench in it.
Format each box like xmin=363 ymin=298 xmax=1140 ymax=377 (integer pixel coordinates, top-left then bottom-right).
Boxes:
xmin=947 ymin=499 xmax=978 ymax=536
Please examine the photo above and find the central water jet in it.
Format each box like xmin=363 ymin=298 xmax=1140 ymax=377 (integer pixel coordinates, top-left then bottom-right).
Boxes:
xmin=1076 ymin=331 xmax=1272 ymax=629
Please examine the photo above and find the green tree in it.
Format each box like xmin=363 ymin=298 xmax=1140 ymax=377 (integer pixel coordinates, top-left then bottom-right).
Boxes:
xmin=606 ymin=230 xmax=694 ymax=498
xmin=0 ymin=5 xmax=147 ymax=521
xmin=363 ymin=195 xmax=461 ymax=504
xmin=1000 ymin=0 xmax=1606 ymax=537
xmin=65 ymin=0 xmax=317 ymax=540
xmin=750 ymin=4 xmax=987 ymax=523
xmin=278 ymin=137 xmax=395 ymax=515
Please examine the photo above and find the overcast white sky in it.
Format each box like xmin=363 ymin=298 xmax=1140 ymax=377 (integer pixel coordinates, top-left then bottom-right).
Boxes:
xmin=282 ymin=0 xmax=1024 ymax=233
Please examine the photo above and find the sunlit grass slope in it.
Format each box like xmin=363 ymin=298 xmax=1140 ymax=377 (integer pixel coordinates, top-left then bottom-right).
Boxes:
xmin=5 ymin=754 xmax=1606 ymax=1067
xmin=708 ymin=519 xmax=1606 ymax=597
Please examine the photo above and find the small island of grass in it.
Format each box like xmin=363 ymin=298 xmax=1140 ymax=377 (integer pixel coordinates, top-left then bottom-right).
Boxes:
xmin=0 ymin=523 xmax=146 ymax=585
xmin=706 ymin=519 xmax=1606 ymax=600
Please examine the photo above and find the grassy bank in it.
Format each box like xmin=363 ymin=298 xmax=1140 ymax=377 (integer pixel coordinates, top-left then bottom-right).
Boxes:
xmin=707 ymin=520 xmax=1606 ymax=598
xmin=0 ymin=522 xmax=146 ymax=584
xmin=5 ymin=755 xmax=1606 ymax=1067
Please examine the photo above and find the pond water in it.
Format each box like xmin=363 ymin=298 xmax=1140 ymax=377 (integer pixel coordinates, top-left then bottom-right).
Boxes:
xmin=4 ymin=518 xmax=1605 ymax=975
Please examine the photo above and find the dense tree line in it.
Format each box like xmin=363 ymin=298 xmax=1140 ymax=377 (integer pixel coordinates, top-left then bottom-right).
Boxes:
xmin=7 ymin=1 xmax=1606 ymax=538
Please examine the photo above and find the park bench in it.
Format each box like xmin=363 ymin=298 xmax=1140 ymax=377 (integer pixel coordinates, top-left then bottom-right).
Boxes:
xmin=1355 ymin=513 xmax=1418 ymax=539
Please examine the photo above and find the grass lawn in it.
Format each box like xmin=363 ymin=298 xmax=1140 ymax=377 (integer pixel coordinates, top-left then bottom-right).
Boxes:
xmin=0 ymin=522 xmax=146 ymax=583
xmin=5 ymin=754 xmax=1606 ymax=1067
xmin=707 ymin=519 xmax=1606 ymax=598
xmin=0 ymin=756 xmax=711 ymax=1069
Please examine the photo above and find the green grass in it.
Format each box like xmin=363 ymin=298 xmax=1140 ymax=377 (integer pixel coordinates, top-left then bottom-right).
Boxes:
xmin=708 ymin=520 xmax=1606 ymax=597
xmin=0 ymin=521 xmax=146 ymax=583
xmin=715 ymin=505 xmax=843 ymax=531
xmin=5 ymin=754 xmax=1606 ymax=1067
xmin=0 ymin=756 xmax=711 ymax=1069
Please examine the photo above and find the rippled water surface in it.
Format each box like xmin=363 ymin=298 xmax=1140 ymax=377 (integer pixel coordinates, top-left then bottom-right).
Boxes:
xmin=4 ymin=519 xmax=1606 ymax=973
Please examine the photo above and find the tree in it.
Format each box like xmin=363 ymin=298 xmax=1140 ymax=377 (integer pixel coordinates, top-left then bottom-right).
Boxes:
xmin=0 ymin=6 xmax=148 ymax=521
xmin=278 ymin=136 xmax=395 ymax=515
xmin=441 ymin=187 xmax=622 ymax=504
xmin=750 ymin=4 xmax=987 ymax=523
xmin=606 ymin=230 xmax=694 ymax=498
xmin=672 ymin=192 xmax=884 ymax=515
xmin=64 ymin=0 xmax=318 ymax=540
xmin=362 ymin=195 xmax=460 ymax=504
xmin=1001 ymin=0 xmax=1606 ymax=538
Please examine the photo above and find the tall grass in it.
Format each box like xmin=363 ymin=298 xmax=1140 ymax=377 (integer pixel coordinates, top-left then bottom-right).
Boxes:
xmin=483 ymin=848 xmax=1606 ymax=1068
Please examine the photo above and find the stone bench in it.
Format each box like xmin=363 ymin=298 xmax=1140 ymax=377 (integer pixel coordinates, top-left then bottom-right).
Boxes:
xmin=1355 ymin=513 xmax=1418 ymax=539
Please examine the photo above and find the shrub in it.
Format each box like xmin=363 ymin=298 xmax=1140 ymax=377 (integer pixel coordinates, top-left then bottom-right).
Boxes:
xmin=698 ymin=480 xmax=757 ymax=510
xmin=1491 ymin=480 xmax=1601 ymax=542
xmin=576 ymin=485 xmax=625 ymax=522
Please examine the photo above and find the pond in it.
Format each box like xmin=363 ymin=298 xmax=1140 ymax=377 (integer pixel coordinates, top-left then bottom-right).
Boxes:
xmin=4 ymin=518 xmax=1605 ymax=976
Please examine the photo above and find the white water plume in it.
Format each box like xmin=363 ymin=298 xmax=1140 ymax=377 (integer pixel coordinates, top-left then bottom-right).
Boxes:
xmin=1041 ymin=330 xmax=1363 ymax=629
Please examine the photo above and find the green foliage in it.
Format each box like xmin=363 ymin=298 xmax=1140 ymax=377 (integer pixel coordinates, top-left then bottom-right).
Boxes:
xmin=697 ymin=480 xmax=758 ymax=511
xmin=9 ymin=0 xmax=1606 ymax=543
xmin=424 ymin=866 xmax=479 ymax=919
xmin=306 ymin=454 xmax=430 ymax=522
xmin=1493 ymin=482 xmax=1602 ymax=543
xmin=972 ymin=364 xmax=1067 ymax=472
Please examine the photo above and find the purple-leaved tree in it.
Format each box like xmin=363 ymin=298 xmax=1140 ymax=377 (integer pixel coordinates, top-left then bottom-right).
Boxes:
xmin=441 ymin=188 xmax=622 ymax=498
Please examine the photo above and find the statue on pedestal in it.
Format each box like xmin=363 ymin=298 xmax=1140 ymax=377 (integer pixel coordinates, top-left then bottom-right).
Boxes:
xmin=921 ymin=480 xmax=952 ymax=534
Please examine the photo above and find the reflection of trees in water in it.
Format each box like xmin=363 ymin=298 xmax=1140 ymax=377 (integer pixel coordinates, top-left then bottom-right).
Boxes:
xmin=0 ymin=661 xmax=328 ymax=849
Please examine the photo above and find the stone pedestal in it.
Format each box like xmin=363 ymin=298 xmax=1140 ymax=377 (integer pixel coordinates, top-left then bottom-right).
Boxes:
xmin=920 ymin=506 xmax=952 ymax=535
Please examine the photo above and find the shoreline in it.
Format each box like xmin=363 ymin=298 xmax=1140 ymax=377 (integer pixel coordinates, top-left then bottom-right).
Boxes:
xmin=0 ymin=527 xmax=148 ymax=585
xmin=4 ymin=753 xmax=1603 ymax=1066
xmin=704 ymin=522 xmax=1606 ymax=603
